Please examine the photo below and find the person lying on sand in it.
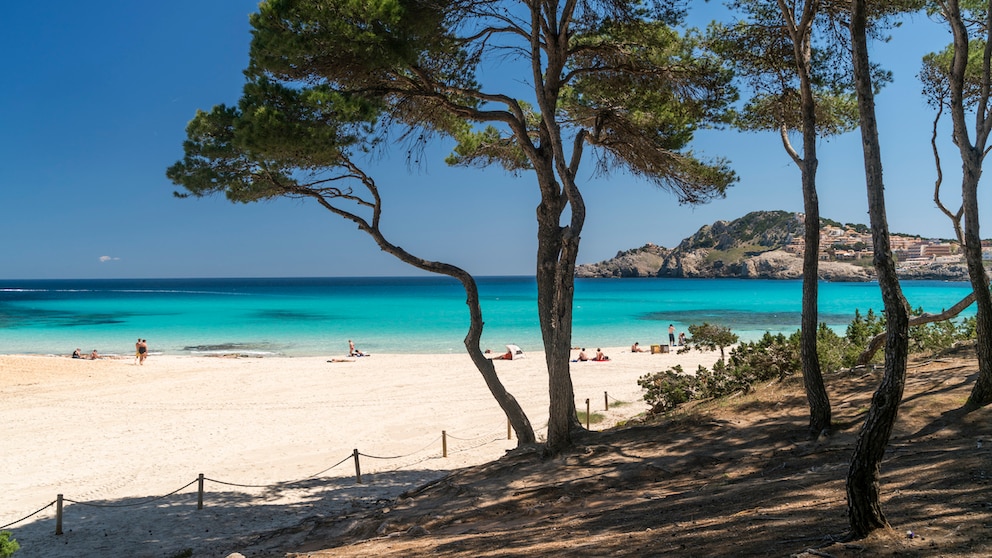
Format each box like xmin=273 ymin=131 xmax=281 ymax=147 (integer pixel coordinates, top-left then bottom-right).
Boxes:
xmin=492 ymin=349 xmax=514 ymax=360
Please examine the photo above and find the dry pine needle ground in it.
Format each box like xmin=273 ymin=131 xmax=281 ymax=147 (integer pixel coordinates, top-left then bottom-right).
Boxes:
xmin=247 ymin=346 xmax=992 ymax=557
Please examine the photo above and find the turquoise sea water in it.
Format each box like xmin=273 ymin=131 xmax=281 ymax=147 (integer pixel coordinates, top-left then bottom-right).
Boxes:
xmin=0 ymin=277 xmax=977 ymax=357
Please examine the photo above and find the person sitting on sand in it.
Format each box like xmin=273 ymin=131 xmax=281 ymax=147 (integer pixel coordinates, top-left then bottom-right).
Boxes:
xmin=72 ymin=348 xmax=82 ymax=359
xmin=89 ymin=349 xmax=100 ymax=360
xmin=678 ymin=332 xmax=687 ymax=346
xmin=631 ymin=342 xmax=646 ymax=353
xmin=593 ymin=348 xmax=610 ymax=362
xmin=577 ymin=348 xmax=589 ymax=362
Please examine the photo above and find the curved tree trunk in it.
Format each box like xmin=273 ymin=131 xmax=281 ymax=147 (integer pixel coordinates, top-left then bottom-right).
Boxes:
xmin=846 ymin=0 xmax=911 ymax=538
xmin=309 ymin=168 xmax=537 ymax=446
xmin=856 ymin=291 xmax=977 ymax=366
xmin=367 ymin=234 xmax=537 ymax=445
xmin=371 ymin=236 xmax=537 ymax=445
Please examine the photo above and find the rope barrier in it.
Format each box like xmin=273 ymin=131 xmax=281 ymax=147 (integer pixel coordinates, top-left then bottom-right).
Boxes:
xmin=444 ymin=428 xmax=504 ymax=442
xmin=0 ymin=428 xmax=508 ymax=535
xmin=1 ymin=399 xmax=611 ymax=533
xmin=356 ymin=435 xmax=444 ymax=461
xmin=0 ymin=501 xmax=55 ymax=530
xmin=64 ymin=479 xmax=199 ymax=508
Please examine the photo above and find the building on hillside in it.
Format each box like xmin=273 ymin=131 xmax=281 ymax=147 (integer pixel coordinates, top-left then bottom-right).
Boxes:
xmin=921 ymin=243 xmax=958 ymax=257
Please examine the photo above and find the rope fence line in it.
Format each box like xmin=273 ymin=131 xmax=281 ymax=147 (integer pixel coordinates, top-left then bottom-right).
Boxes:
xmin=0 ymin=501 xmax=56 ymax=531
xmin=4 ymin=390 xmax=632 ymax=535
xmin=1 ymin=423 xmax=515 ymax=535
xmin=64 ymin=478 xmax=200 ymax=508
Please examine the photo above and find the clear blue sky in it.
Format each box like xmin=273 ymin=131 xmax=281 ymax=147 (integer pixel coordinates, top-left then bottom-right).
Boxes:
xmin=0 ymin=2 xmax=970 ymax=279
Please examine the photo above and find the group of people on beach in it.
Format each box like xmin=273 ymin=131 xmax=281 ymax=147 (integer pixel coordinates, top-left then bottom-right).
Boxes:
xmin=348 ymin=339 xmax=368 ymax=357
xmin=69 ymin=337 xmax=150 ymax=363
xmin=574 ymin=348 xmax=610 ymax=362
xmin=71 ymin=348 xmax=99 ymax=360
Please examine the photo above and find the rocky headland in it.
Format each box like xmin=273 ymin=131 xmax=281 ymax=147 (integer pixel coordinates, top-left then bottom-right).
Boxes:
xmin=576 ymin=210 xmax=971 ymax=281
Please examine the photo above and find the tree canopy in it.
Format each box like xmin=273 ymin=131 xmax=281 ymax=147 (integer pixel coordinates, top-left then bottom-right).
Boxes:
xmin=170 ymin=0 xmax=741 ymax=453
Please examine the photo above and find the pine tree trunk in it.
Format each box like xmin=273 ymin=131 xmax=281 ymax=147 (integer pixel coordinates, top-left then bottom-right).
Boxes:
xmin=801 ymin=196 xmax=831 ymax=436
xmin=846 ymin=0 xmax=910 ymax=537
xmin=798 ymin=63 xmax=831 ymax=438
xmin=943 ymin=0 xmax=992 ymax=408
xmin=536 ymin=195 xmax=581 ymax=454
xmin=962 ymin=174 xmax=992 ymax=407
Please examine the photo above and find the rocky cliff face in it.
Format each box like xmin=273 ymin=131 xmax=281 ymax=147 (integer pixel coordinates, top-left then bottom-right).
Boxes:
xmin=575 ymin=210 xmax=967 ymax=281
xmin=576 ymin=243 xmax=670 ymax=278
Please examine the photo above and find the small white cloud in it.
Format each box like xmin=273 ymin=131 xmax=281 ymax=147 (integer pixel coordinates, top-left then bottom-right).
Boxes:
xmin=99 ymin=256 xmax=121 ymax=263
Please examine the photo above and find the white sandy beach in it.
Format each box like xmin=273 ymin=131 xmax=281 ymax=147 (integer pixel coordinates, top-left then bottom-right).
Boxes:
xmin=1 ymin=346 xmax=722 ymax=557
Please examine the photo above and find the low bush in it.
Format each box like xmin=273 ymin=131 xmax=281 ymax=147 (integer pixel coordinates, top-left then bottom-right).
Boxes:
xmin=640 ymin=310 xmax=977 ymax=416
xmin=0 ymin=531 xmax=19 ymax=558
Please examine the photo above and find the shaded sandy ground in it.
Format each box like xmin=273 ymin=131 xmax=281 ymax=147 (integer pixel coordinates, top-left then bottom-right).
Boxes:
xmin=1 ymin=346 xmax=719 ymax=558
xmin=261 ymin=347 xmax=992 ymax=558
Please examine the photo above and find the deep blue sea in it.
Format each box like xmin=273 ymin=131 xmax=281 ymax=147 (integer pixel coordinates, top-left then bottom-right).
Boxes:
xmin=0 ymin=277 xmax=977 ymax=357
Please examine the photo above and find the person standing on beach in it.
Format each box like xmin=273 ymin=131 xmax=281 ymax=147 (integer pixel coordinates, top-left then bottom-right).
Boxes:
xmin=138 ymin=339 xmax=148 ymax=365
xmin=668 ymin=324 xmax=676 ymax=346
xmin=135 ymin=338 xmax=142 ymax=364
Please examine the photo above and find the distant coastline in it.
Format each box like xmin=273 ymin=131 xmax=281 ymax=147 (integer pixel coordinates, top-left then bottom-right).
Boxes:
xmin=576 ymin=210 xmax=977 ymax=282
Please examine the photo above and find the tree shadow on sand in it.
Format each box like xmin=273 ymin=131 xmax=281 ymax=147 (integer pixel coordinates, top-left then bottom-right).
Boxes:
xmin=7 ymin=469 xmax=447 ymax=558
xmin=277 ymin=364 xmax=992 ymax=558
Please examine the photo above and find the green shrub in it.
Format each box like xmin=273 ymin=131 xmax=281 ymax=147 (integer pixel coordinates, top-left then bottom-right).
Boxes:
xmin=908 ymin=308 xmax=976 ymax=357
xmin=729 ymin=331 xmax=800 ymax=381
xmin=638 ymin=365 xmax=697 ymax=414
xmin=687 ymin=323 xmax=739 ymax=361
xmin=640 ymin=310 xmax=978 ymax=416
xmin=0 ymin=531 xmax=20 ymax=558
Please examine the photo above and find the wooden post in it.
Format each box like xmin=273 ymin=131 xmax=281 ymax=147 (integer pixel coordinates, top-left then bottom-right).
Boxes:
xmin=353 ymin=449 xmax=363 ymax=484
xmin=604 ymin=391 xmax=609 ymax=411
xmin=442 ymin=430 xmax=448 ymax=458
xmin=55 ymin=494 xmax=63 ymax=535
xmin=585 ymin=398 xmax=590 ymax=430
xmin=197 ymin=473 xmax=205 ymax=510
